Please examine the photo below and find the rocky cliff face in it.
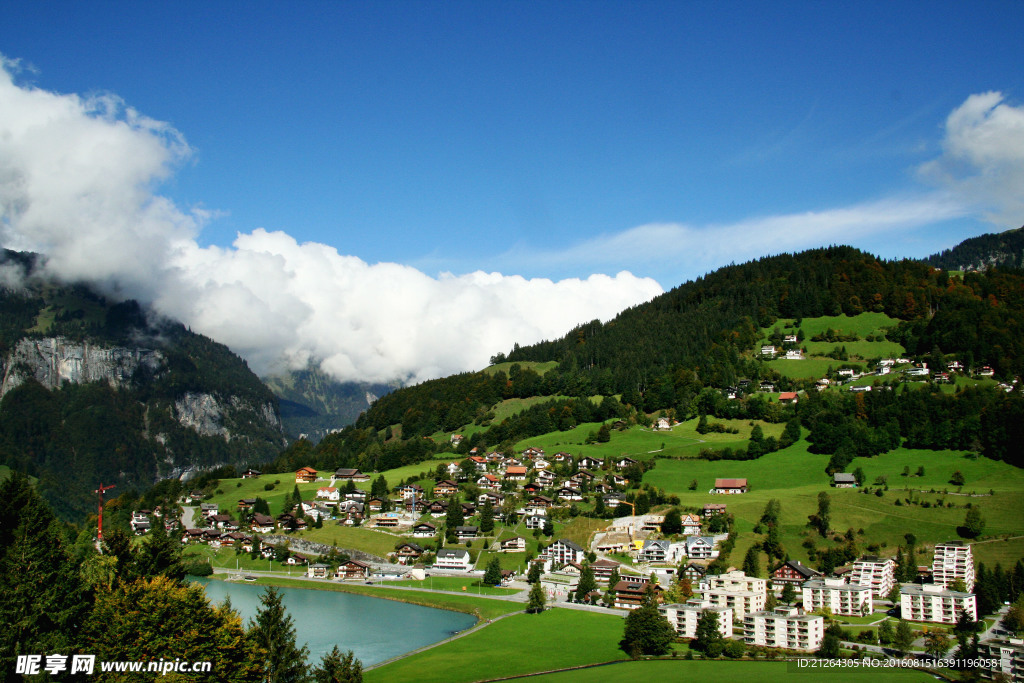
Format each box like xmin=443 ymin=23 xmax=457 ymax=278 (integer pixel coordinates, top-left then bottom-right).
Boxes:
xmin=0 ymin=336 xmax=163 ymax=398
xmin=0 ymin=336 xmax=282 ymax=442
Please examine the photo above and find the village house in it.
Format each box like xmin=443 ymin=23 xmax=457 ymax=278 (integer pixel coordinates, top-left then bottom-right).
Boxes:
xmin=743 ymin=607 xmax=824 ymax=651
xmin=578 ymin=456 xmax=603 ymax=470
xmin=307 ymin=563 xmax=330 ymax=579
xmin=700 ymin=501 xmax=724 ymax=518
xmin=685 ymin=536 xmax=718 ymax=560
xmin=295 ymin=467 xmax=318 ymax=483
xmin=412 ymin=521 xmax=437 ymax=538
xmin=681 ymin=562 xmax=708 ymax=587
xmin=551 ymin=452 xmax=573 ymax=464
xmin=336 ymin=559 xmax=372 ymax=581
xmin=468 ymin=455 xmax=488 ymax=471
xmin=237 ymin=498 xmax=256 ymax=511
xmin=200 ymin=503 xmax=219 ymax=518
xmin=614 ymin=580 xmax=663 ymax=610
xmin=532 ymin=458 xmax=551 ymax=471
xmin=434 ymin=548 xmax=472 ymax=571
xmin=569 ymin=470 xmax=596 ymax=486
xmin=654 ymin=417 xmax=672 ymax=430
xmin=333 ymin=468 xmax=369 ymax=481
xmin=241 ymin=468 xmax=262 ymax=479
xmin=521 ymin=446 xmax=545 ymax=459
xmin=529 ymin=495 xmax=554 ymax=509
xmin=477 ymin=491 xmax=504 ymax=507
xmin=398 ymin=484 xmax=425 ymax=500
xmin=394 ymin=542 xmax=424 ymax=564
xmin=542 ymin=538 xmax=586 ymax=566
xmin=535 ymin=470 xmax=556 ymax=486
xmin=590 ymin=558 xmax=621 ymax=583
xmin=525 ymin=515 xmax=546 ymax=530
xmin=367 ymin=498 xmax=385 ymax=512
xmin=557 ymin=486 xmax=583 ymax=501
xmin=405 ymin=498 xmax=427 ymax=514
xmin=130 ymin=512 xmax=150 ymax=535
xmin=454 ymin=525 xmax=478 ymax=540
xmin=433 ymin=480 xmax=460 ymax=497
xmin=638 ymin=539 xmax=671 ymax=563
xmin=778 ymin=391 xmax=799 ymax=404
xmin=680 ymin=514 xmax=702 ymax=536
xmin=317 ymin=486 xmax=341 ymax=502
xmin=783 ymin=349 xmax=803 ymax=360
xmin=761 ymin=345 xmax=776 ymax=357
xmin=285 ymin=553 xmax=308 ymax=566
xmin=712 ymin=478 xmax=748 ymax=494
xmin=250 ymin=513 xmax=276 ymax=533
xmin=476 ymin=473 xmax=501 ymax=490
xmin=503 ymin=466 xmax=528 ymax=481
xmin=660 ymin=599 xmax=732 ymax=639
xmin=500 ymin=536 xmax=526 ymax=552
xmin=771 ymin=560 xmax=821 ymax=588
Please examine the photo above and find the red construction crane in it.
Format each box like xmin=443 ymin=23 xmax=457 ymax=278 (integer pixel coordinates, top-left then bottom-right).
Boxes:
xmin=94 ymin=483 xmax=116 ymax=549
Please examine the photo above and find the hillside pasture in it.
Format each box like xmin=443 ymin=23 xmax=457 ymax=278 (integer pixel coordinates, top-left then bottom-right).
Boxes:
xmin=645 ymin=443 xmax=1024 ymax=569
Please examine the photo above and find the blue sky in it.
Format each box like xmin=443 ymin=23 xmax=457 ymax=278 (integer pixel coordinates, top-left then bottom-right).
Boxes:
xmin=2 ymin=2 xmax=1023 ymax=382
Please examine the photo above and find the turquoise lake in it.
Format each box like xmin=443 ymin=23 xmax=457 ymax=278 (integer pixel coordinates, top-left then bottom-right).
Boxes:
xmin=195 ymin=579 xmax=477 ymax=666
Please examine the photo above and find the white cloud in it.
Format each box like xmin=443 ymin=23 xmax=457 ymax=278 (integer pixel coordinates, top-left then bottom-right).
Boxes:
xmin=918 ymin=91 xmax=1024 ymax=227
xmin=0 ymin=60 xmax=662 ymax=384
xmin=505 ymin=194 xmax=967 ymax=280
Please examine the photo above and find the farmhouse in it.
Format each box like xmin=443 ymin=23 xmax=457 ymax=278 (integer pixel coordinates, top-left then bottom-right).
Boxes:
xmin=295 ymin=467 xmax=318 ymax=483
xmin=712 ymin=478 xmax=748 ymax=494
xmin=832 ymin=472 xmax=857 ymax=488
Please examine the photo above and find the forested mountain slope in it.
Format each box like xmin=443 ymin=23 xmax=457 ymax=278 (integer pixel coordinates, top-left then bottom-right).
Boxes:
xmin=926 ymin=225 xmax=1024 ymax=272
xmin=0 ymin=250 xmax=285 ymax=519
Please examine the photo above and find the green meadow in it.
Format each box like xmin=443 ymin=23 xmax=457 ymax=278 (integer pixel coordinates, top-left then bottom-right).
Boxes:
xmin=525 ymin=659 xmax=935 ymax=683
xmin=365 ymin=608 xmax=627 ymax=683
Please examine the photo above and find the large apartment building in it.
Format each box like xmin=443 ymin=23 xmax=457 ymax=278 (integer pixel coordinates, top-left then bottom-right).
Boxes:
xmin=704 ymin=570 xmax=767 ymax=620
xmin=848 ymin=555 xmax=896 ymax=599
xmin=977 ymin=637 xmax=1024 ymax=682
xmin=742 ymin=607 xmax=825 ymax=651
xmin=932 ymin=541 xmax=975 ymax=592
xmin=900 ymin=583 xmax=977 ymax=624
xmin=801 ymin=578 xmax=872 ymax=617
xmin=659 ymin=599 xmax=733 ymax=639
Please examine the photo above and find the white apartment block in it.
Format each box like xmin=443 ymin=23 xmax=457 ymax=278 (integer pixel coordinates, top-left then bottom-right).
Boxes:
xmin=900 ymin=583 xmax=977 ymax=624
xmin=659 ymin=599 xmax=733 ymax=640
xmin=848 ymin=556 xmax=896 ymax=599
xmin=801 ymin=578 xmax=873 ymax=617
xmin=703 ymin=570 xmax=767 ymax=621
xmin=743 ymin=606 xmax=824 ymax=652
xmin=932 ymin=541 xmax=975 ymax=592
xmin=977 ymin=637 xmax=1024 ymax=683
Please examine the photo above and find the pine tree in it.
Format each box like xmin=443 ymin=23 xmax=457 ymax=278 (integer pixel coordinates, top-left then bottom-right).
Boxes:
xmin=0 ymin=473 xmax=90 ymax=676
xmin=691 ymin=609 xmax=723 ymax=654
xmin=877 ymin=619 xmax=894 ymax=645
xmin=480 ymin=497 xmax=495 ymax=534
xmin=527 ymin=561 xmax=543 ymax=584
xmin=780 ymin=581 xmax=797 ymax=605
xmin=313 ymin=646 xmax=363 ymax=683
xmin=894 ymin=619 xmax=914 ymax=651
xmin=661 ymin=508 xmax=682 ymax=535
xmin=247 ymin=587 xmax=309 ymax=683
xmin=743 ymin=546 xmax=761 ymax=577
xmin=621 ymin=584 xmax=675 ymax=657
xmin=574 ymin=562 xmax=597 ymax=603
xmin=134 ymin=519 xmax=185 ymax=581
xmin=483 ymin=557 xmax=502 ymax=586
xmin=526 ymin=581 xmax=546 ymax=614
